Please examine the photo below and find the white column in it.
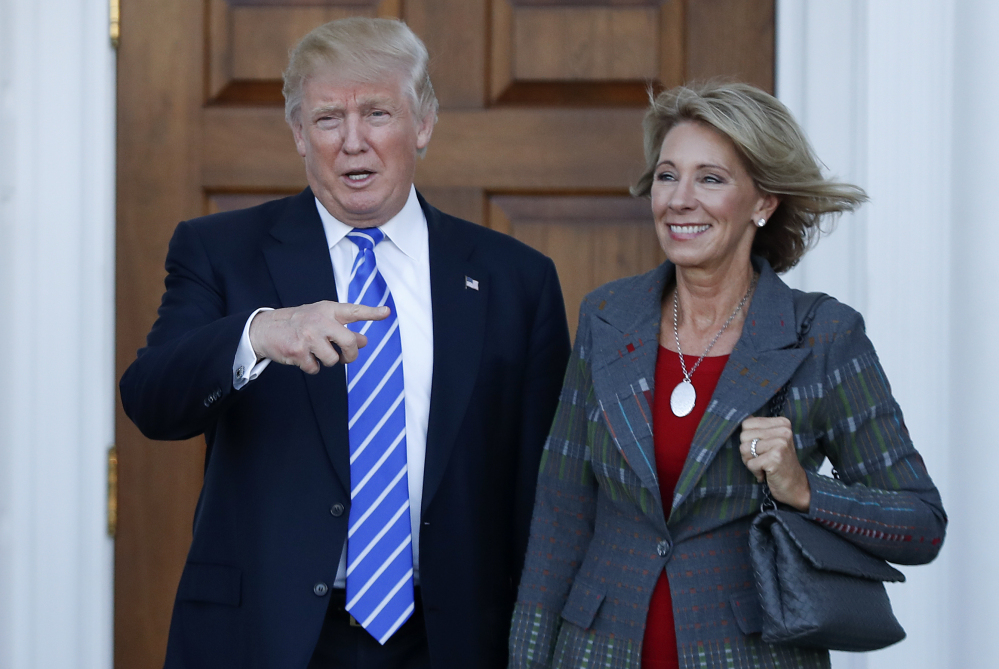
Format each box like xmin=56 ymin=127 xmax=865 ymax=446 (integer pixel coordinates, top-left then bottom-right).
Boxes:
xmin=949 ymin=1 xmax=999 ymax=666
xmin=777 ymin=0 xmax=869 ymax=312
xmin=860 ymin=4 xmax=954 ymax=668
xmin=0 ymin=0 xmax=115 ymax=667
xmin=777 ymin=2 xmax=954 ymax=668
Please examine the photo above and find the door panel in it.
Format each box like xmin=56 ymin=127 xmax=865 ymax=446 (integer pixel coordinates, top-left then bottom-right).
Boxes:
xmin=491 ymin=195 xmax=664 ymax=335
xmin=208 ymin=0 xmax=398 ymax=103
xmin=491 ymin=0 xmax=683 ymax=105
xmin=115 ymin=0 xmax=773 ymax=665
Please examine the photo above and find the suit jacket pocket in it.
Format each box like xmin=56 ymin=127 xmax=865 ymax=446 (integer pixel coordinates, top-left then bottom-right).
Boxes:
xmin=730 ymin=590 xmax=762 ymax=636
xmin=560 ymin=577 xmax=605 ymax=630
xmin=177 ymin=562 xmax=242 ymax=607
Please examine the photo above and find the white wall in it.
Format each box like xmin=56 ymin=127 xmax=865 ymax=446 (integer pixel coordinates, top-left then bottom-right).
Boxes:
xmin=948 ymin=3 xmax=999 ymax=666
xmin=779 ymin=0 xmax=999 ymax=667
xmin=0 ymin=0 xmax=115 ymax=667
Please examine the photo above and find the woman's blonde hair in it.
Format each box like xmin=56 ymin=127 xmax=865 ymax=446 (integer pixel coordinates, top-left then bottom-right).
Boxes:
xmin=632 ymin=82 xmax=867 ymax=272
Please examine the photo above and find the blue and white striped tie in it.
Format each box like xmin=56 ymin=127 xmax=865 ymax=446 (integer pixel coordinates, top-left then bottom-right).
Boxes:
xmin=343 ymin=228 xmax=414 ymax=644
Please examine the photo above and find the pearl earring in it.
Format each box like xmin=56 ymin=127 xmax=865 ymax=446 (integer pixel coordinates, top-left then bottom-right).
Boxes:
xmin=755 ymin=218 xmax=767 ymax=228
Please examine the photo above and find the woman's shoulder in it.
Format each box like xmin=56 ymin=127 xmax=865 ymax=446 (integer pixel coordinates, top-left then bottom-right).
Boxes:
xmin=581 ymin=264 xmax=667 ymax=310
xmin=792 ymin=290 xmax=863 ymax=330
xmin=571 ymin=264 xmax=667 ymax=350
xmin=791 ymin=289 xmax=873 ymax=361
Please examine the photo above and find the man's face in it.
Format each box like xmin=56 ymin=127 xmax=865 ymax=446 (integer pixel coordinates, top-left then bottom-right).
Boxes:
xmin=292 ymin=70 xmax=434 ymax=228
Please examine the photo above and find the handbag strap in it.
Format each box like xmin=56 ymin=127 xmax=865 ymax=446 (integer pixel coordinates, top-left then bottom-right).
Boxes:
xmin=765 ymin=291 xmax=830 ymax=415
xmin=761 ymin=291 xmax=831 ymax=510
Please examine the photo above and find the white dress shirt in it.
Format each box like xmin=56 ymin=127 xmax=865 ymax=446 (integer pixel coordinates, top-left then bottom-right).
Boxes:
xmin=231 ymin=186 xmax=434 ymax=588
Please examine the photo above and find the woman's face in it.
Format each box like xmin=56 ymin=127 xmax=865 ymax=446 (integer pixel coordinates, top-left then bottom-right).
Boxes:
xmin=651 ymin=121 xmax=777 ymax=274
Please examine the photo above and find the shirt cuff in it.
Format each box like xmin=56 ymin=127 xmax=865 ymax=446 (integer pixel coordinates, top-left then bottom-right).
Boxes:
xmin=233 ymin=308 xmax=274 ymax=390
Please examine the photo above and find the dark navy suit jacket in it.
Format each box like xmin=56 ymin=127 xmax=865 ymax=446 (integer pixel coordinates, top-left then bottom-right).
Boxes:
xmin=120 ymin=188 xmax=571 ymax=668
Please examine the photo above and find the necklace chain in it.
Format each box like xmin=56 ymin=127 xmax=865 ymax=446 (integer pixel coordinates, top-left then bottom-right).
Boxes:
xmin=672 ymin=274 xmax=758 ymax=383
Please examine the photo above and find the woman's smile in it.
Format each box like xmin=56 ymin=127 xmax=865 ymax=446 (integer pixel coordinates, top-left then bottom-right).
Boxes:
xmin=667 ymin=223 xmax=711 ymax=238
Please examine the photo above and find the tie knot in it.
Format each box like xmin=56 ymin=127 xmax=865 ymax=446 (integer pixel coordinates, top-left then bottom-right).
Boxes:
xmin=346 ymin=228 xmax=385 ymax=251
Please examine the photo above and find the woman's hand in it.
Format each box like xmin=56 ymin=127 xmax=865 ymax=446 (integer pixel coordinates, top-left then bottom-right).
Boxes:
xmin=739 ymin=416 xmax=811 ymax=512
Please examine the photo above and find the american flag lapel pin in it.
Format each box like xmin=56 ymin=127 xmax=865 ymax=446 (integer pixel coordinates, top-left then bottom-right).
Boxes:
xmin=465 ymin=276 xmax=479 ymax=291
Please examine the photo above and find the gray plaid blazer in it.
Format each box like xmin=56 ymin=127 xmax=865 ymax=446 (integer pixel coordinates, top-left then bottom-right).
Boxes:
xmin=509 ymin=258 xmax=946 ymax=669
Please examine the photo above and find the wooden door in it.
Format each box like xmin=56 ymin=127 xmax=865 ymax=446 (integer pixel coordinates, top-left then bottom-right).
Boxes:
xmin=115 ymin=0 xmax=774 ymax=665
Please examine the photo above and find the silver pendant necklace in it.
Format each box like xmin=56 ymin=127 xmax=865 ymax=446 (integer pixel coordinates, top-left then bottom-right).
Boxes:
xmin=669 ymin=275 xmax=757 ymax=417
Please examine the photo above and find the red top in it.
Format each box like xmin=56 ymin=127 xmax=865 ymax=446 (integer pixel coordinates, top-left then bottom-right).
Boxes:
xmin=641 ymin=346 xmax=729 ymax=669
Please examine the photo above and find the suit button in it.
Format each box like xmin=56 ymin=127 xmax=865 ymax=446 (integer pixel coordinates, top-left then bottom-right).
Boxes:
xmin=314 ymin=582 xmax=329 ymax=597
xmin=330 ymin=503 xmax=345 ymax=517
xmin=657 ymin=540 xmax=671 ymax=557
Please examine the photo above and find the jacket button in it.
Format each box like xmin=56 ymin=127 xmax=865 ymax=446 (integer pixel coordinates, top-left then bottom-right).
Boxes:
xmin=314 ymin=582 xmax=328 ymax=596
xmin=656 ymin=540 xmax=671 ymax=557
xmin=330 ymin=503 xmax=345 ymax=517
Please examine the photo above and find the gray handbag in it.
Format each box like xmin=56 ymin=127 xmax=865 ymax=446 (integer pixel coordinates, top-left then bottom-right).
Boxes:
xmin=748 ymin=292 xmax=907 ymax=652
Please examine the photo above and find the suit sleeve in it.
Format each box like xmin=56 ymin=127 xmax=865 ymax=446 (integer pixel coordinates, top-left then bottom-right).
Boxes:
xmin=804 ymin=307 xmax=947 ymax=565
xmin=511 ymin=259 xmax=572 ymax=583
xmin=119 ymin=219 xmax=254 ymax=441
xmin=509 ymin=300 xmax=598 ymax=669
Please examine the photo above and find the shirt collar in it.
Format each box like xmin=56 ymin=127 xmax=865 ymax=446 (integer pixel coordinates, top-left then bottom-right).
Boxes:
xmin=315 ymin=185 xmax=425 ymax=260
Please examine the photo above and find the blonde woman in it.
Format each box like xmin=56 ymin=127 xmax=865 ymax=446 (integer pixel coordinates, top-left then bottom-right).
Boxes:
xmin=509 ymin=82 xmax=946 ymax=669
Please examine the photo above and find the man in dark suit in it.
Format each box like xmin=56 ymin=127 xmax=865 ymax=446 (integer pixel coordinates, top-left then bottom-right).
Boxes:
xmin=119 ymin=17 xmax=570 ymax=669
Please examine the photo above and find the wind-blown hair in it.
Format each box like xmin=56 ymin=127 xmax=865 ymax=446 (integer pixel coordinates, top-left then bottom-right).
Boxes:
xmin=632 ymin=82 xmax=867 ymax=272
xmin=282 ymin=17 xmax=439 ymax=154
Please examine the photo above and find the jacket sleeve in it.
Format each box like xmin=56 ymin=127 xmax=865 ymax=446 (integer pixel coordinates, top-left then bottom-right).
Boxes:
xmin=511 ymin=259 xmax=572 ymax=586
xmin=804 ymin=306 xmax=947 ymax=565
xmin=509 ymin=302 xmax=599 ymax=668
xmin=119 ymin=219 xmax=253 ymax=441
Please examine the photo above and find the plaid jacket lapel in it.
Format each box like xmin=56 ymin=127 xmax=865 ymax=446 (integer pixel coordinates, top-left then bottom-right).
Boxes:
xmin=586 ymin=259 xmax=815 ymax=531
xmin=669 ymin=261 xmax=811 ymax=523
xmin=588 ymin=264 xmax=669 ymax=528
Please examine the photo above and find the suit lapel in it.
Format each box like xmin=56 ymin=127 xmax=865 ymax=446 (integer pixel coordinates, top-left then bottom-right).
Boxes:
xmin=420 ymin=196 xmax=488 ymax=514
xmin=587 ymin=263 xmax=670 ymax=528
xmin=261 ymin=188 xmax=351 ymax=495
xmin=668 ymin=262 xmax=811 ymax=519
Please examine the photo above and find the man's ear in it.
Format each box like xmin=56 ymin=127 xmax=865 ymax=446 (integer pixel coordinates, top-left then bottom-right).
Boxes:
xmin=292 ymin=120 xmax=308 ymax=158
xmin=415 ymin=111 xmax=435 ymax=152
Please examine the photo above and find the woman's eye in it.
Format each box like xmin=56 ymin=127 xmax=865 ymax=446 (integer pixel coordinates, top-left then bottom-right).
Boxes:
xmin=656 ymin=172 xmax=676 ymax=182
xmin=703 ymin=174 xmax=724 ymax=184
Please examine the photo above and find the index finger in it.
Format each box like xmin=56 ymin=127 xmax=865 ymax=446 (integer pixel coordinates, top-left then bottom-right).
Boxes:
xmin=741 ymin=416 xmax=790 ymax=431
xmin=741 ymin=416 xmax=770 ymax=431
xmin=335 ymin=303 xmax=391 ymax=325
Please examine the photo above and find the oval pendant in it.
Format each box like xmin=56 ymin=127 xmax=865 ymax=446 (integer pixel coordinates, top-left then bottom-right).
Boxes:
xmin=670 ymin=380 xmax=696 ymax=417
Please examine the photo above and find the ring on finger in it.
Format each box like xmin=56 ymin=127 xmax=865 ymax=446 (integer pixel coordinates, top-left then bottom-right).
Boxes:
xmin=750 ymin=438 xmax=759 ymax=459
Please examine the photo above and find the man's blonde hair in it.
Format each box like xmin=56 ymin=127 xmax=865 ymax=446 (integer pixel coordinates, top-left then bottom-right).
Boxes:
xmin=283 ymin=17 xmax=439 ymax=153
